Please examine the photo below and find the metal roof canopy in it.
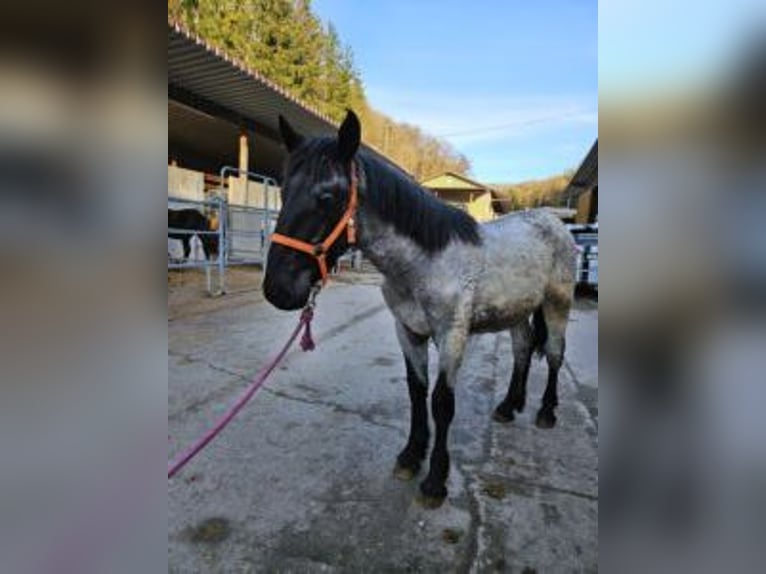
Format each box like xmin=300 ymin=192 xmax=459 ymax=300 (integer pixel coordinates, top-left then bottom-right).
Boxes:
xmin=168 ymin=22 xmax=401 ymax=181
xmin=563 ymin=139 xmax=598 ymax=199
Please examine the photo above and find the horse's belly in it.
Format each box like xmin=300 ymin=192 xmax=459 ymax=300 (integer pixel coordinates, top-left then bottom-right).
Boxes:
xmin=470 ymin=304 xmax=532 ymax=333
xmin=471 ymin=280 xmax=543 ymax=333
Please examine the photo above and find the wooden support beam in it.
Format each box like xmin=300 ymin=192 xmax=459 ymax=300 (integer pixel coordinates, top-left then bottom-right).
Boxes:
xmin=239 ymin=132 xmax=249 ymax=179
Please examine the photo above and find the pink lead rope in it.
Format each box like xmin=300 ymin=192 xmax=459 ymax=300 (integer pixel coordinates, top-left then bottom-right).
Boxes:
xmin=168 ymin=306 xmax=316 ymax=479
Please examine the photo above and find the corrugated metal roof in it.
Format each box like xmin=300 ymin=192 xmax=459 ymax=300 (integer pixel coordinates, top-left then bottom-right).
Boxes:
xmin=563 ymin=139 xmax=598 ymax=198
xmin=168 ymin=21 xmax=403 ymax=178
xmin=169 ymin=21 xmax=335 ymax=137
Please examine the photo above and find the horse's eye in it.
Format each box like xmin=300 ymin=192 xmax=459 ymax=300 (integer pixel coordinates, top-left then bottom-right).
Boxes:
xmin=315 ymin=191 xmax=335 ymax=210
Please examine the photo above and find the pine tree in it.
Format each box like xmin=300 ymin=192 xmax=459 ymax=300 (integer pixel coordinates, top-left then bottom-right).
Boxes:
xmin=169 ymin=0 xmax=472 ymax=176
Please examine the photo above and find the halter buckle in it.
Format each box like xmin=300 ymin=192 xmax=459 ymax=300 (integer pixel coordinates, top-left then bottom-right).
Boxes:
xmin=312 ymin=244 xmax=326 ymax=256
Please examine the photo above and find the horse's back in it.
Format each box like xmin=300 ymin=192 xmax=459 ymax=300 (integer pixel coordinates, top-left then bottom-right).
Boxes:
xmin=472 ymin=209 xmax=575 ymax=324
xmin=481 ymin=209 xmax=575 ymax=277
xmin=482 ymin=208 xmax=568 ymax=237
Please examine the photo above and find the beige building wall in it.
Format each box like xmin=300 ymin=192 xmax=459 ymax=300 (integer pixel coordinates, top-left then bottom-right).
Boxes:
xmin=432 ymin=190 xmax=494 ymax=222
xmin=421 ymin=173 xmax=496 ymax=222
xmin=467 ymin=192 xmax=494 ymax=222
xmin=227 ymin=177 xmax=282 ymax=209
xmin=168 ymin=165 xmax=205 ymax=201
xmin=576 ymin=189 xmax=594 ymax=224
xmin=168 ymin=165 xmax=282 ymax=211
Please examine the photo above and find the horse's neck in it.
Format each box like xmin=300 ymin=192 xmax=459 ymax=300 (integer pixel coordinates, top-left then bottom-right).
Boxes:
xmin=355 ymin=169 xmax=425 ymax=280
xmin=356 ymin=210 xmax=415 ymax=280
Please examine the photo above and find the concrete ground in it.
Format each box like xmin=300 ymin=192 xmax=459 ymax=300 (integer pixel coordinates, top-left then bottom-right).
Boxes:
xmin=168 ymin=270 xmax=597 ymax=573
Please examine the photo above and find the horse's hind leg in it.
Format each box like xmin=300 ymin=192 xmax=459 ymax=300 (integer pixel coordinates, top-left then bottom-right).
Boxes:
xmin=536 ymin=297 xmax=571 ymax=429
xmin=493 ymin=321 xmax=533 ymax=423
xmin=393 ymin=321 xmax=430 ymax=482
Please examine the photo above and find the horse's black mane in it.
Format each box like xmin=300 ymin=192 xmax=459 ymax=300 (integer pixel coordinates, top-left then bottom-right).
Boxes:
xmin=289 ymin=137 xmax=481 ymax=252
xmin=358 ymin=151 xmax=481 ymax=252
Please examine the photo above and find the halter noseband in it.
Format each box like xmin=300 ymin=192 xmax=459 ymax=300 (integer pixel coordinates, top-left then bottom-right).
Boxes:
xmin=270 ymin=160 xmax=358 ymax=285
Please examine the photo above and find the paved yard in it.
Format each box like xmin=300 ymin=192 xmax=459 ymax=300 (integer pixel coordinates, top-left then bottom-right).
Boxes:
xmin=168 ymin=273 xmax=597 ymax=572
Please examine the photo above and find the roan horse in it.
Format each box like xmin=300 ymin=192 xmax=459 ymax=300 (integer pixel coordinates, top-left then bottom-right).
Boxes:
xmin=263 ymin=111 xmax=576 ymax=507
xmin=168 ymin=208 xmax=220 ymax=261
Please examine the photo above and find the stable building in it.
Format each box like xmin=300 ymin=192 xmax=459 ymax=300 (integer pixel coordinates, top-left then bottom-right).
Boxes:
xmin=420 ymin=172 xmax=496 ymax=222
xmin=168 ymin=21 xmax=404 ymax=267
xmin=563 ymin=140 xmax=598 ymax=224
xmin=168 ymin=20 xmax=399 ymax=208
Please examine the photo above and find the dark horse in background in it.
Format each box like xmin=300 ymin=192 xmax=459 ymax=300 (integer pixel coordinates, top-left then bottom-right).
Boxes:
xmin=263 ymin=111 xmax=576 ymax=508
xmin=168 ymin=209 xmax=220 ymax=261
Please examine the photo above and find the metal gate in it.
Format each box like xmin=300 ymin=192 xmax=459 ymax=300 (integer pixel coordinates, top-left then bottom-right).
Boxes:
xmin=168 ymin=195 xmax=226 ymax=295
xmin=168 ymin=167 xmax=280 ymax=295
xmin=218 ymin=166 xmax=280 ymax=267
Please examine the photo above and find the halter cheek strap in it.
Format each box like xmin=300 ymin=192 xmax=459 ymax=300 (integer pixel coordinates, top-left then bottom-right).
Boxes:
xmin=270 ymin=160 xmax=358 ymax=285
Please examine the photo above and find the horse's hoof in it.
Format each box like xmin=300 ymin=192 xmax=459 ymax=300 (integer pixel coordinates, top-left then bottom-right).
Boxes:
xmin=510 ymin=394 xmax=526 ymax=413
xmin=417 ymin=493 xmax=447 ymax=509
xmin=419 ymin=480 xmax=447 ymax=508
xmin=393 ymin=464 xmax=418 ymax=482
xmin=492 ymin=408 xmax=514 ymax=424
xmin=535 ymin=410 xmax=557 ymax=429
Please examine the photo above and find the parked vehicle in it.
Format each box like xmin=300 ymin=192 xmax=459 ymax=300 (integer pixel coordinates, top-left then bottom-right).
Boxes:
xmin=567 ymin=223 xmax=598 ymax=289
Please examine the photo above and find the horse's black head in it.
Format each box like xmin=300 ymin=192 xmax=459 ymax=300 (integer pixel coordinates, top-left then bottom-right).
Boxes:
xmin=263 ymin=110 xmax=361 ymax=310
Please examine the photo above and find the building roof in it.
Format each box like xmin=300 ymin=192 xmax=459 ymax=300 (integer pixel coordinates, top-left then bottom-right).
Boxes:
xmin=420 ymin=172 xmax=494 ymax=193
xmin=562 ymin=139 xmax=598 ymax=200
xmin=168 ymin=21 xmax=402 ymax=180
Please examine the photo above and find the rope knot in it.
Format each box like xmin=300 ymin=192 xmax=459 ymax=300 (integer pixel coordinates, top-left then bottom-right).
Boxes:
xmin=300 ymin=307 xmax=316 ymax=351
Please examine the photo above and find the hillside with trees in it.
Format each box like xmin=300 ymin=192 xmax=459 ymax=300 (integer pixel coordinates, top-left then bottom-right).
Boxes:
xmin=491 ymin=170 xmax=574 ymax=213
xmin=169 ymin=0 xmax=470 ymax=179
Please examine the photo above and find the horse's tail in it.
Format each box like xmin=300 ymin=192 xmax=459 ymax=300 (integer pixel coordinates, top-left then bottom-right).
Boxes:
xmin=532 ymin=307 xmax=547 ymax=358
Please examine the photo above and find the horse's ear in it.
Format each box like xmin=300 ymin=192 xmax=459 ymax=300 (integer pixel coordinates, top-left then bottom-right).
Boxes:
xmin=337 ymin=109 xmax=361 ymax=162
xmin=278 ymin=115 xmax=303 ymax=152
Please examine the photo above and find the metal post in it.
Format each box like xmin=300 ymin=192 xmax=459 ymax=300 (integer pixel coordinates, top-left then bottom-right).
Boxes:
xmin=218 ymin=196 xmax=226 ymax=294
xmin=220 ymin=166 xmax=233 ymax=268
xmin=264 ymin=178 xmax=271 ymax=257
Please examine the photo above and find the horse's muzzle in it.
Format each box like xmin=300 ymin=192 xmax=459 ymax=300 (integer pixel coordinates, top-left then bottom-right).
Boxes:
xmin=263 ymin=270 xmax=312 ymax=311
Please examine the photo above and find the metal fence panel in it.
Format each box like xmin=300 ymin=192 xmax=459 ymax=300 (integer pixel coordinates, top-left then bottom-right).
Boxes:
xmin=168 ymin=167 xmax=280 ymax=295
xmin=168 ymin=195 xmax=226 ymax=294
xmin=226 ymin=204 xmax=278 ymax=265
xmin=217 ymin=167 xmax=279 ymax=267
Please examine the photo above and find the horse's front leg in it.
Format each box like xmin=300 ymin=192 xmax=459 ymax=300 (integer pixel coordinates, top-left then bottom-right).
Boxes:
xmin=420 ymin=324 xmax=467 ymax=508
xmin=393 ymin=321 xmax=430 ymax=481
xmin=182 ymin=237 xmax=191 ymax=260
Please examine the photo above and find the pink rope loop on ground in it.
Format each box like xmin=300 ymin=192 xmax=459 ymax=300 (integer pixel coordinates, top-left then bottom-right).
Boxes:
xmin=168 ymin=307 xmax=315 ymax=479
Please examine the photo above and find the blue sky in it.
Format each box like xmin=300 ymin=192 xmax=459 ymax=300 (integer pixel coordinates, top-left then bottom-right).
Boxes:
xmin=599 ymin=0 xmax=766 ymax=98
xmin=313 ymin=0 xmax=597 ymax=183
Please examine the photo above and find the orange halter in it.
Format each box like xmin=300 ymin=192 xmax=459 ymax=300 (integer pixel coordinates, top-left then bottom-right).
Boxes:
xmin=270 ymin=161 xmax=358 ymax=285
